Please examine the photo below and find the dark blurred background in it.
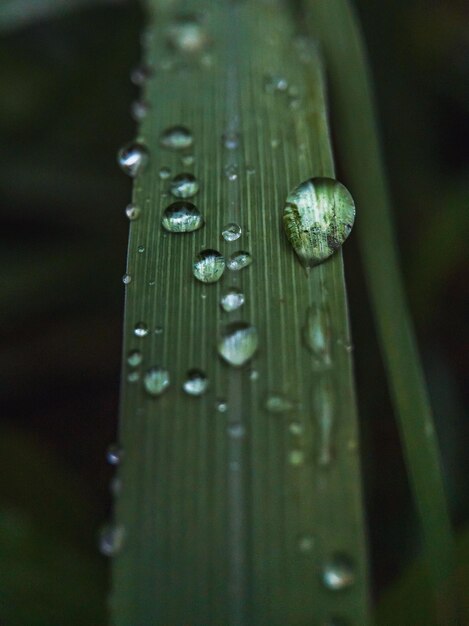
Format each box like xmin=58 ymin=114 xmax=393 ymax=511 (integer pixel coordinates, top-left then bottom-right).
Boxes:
xmin=0 ymin=1 xmax=467 ymax=624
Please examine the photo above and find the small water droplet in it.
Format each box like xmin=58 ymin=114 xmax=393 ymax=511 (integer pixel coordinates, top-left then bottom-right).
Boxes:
xmin=125 ymin=204 xmax=141 ymax=221
xmin=264 ymin=74 xmax=288 ymax=93
xmin=181 ymin=154 xmax=195 ymax=167
xmin=133 ymin=322 xmax=149 ymax=337
xmin=270 ymin=138 xmax=280 ymax=149
xmin=117 ymin=142 xmax=149 ymax=177
xmin=227 ymin=251 xmax=252 ymax=271
xmin=289 ymin=421 xmax=304 ymax=435
xmin=99 ymin=523 xmax=125 ymax=557
xmin=288 ymin=449 xmax=305 ymax=466
xmin=130 ymin=64 xmax=154 ymax=86
xmin=227 ymin=423 xmax=246 ymax=438
xmin=220 ymin=287 xmax=245 ymax=312
xmin=122 ymin=273 xmax=132 ymax=285
xmin=218 ymin=322 xmax=258 ymax=366
xmin=127 ymin=371 xmax=140 ymax=383
xmin=127 ymin=349 xmax=143 ymax=367
xmin=154 ymin=326 xmax=163 ymax=335
xmin=159 ymin=166 xmax=172 ymax=179
xmin=246 ymin=165 xmax=256 ymax=175
xmin=183 ymin=369 xmax=209 ymax=396
xmin=143 ymin=367 xmax=170 ymax=396
xmin=303 ymin=303 xmax=332 ymax=369
xmin=322 ymin=555 xmax=356 ymax=591
xmin=193 ymin=249 xmax=225 ymax=283
xmin=137 ymin=245 xmax=145 ymax=253
xmin=167 ymin=15 xmax=208 ymax=54
xmin=130 ymin=99 xmax=149 ymax=121
xmin=216 ymin=399 xmax=228 ymax=413
xmin=222 ymin=223 xmax=242 ymax=242
xmin=265 ymin=395 xmax=295 ymax=413
xmin=224 ymin=163 xmax=238 ymax=181
xmin=298 ymin=534 xmax=315 ymax=553
xmin=170 ymin=172 xmax=199 ymax=198
xmin=249 ymin=369 xmax=259 ymax=381
xmin=283 ymin=177 xmax=356 ymax=267
xmin=106 ymin=444 xmax=123 ymax=465
xmin=288 ymin=96 xmax=301 ymax=110
xmin=160 ymin=125 xmax=193 ymax=150
xmin=162 ymin=201 xmax=204 ymax=233
xmin=222 ymin=132 xmax=240 ymax=149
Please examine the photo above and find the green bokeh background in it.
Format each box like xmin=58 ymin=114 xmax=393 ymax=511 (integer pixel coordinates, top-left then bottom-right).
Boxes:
xmin=0 ymin=1 xmax=467 ymax=624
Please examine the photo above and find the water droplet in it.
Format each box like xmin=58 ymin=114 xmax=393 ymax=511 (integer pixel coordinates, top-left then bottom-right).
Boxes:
xmin=117 ymin=142 xmax=149 ymax=177
xmin=137 ymin=245 xmax=145 ymax=253
xmin=159 ymin=166 xmax=171 ymax=179
xmin=264 ymin=74 xmax=288 ymax=92
xmin=218 ymin=322 xmax=258 ymax=366
xmin=170 ymin=172 xmax=199 ymax=198
xmin=222 ymin=223 xmax=242 ymax=241
xmin=127 ymin=349 xmax=143 ymax=367
xmin=193 ymin=249 xmax=225 ymax=283
xmin=183 ymin=369 xmax=209 ymax=396
xmin=224 ymin=163 xmax=238 ymax=181
xmin=288 ymin=449 xmax=305 ymax=466
xmin=222 ymin=132 xmax=240 ymax=149
xmin=130 ymin=99 xmax=149 ymax=121
xmin=122 ymin=273 xmax=132 ymax=285
xmin=143 ymin=367 xmax=170 ymax=396
xmin=154 ymin=326 xmax=163 ymax=335
xmin=227 ymin=251 xmax=252 ymax=271
xmin=227 ymin=423 xmax=246 ymax=438
xmin=160 ymin=125 xmax=193 ymax=150
xmin=265 ymin=395 xmax=295 ymax=413
xmin=181 ymin=154 xmax=195 ymax=166
xmin=167 ymin=15 xmax=208 ymax=54
xmin=106 ymin=444 xmax=123 ymax=465
xmin=283 ymin=177 xmax=355 ymax=267
xmin=288 ymin=96 xmax=301 ymax=110
xmin=133 ymin=322 xmax=149 ymax=337
xmin=298 ymin=534 xmax=315 ymax=553
xmin=322 ymin=555 xmax=356 ymax=591
xmin=125 ymin=204 xmax=140 ymax=221
xmin=303 ymin=303 xmax=332 ymax=369
xmin=220 ymin=287 xmax=245 ymax=312
xmin=289 ymin=421 xmax=304 ymax=435
xmin=216 ymin=399 xmax=228 ymax=413
xmin=162 ymin=201 xmax=204 ymax=233
xmin=130 ymin=64 xmax=154 ymax=86
xmin=271 ymin=138 xmax=280 ymax=149
xmin=249 ymin=369 xmax=259 ymax=381
xmin=127 ymin=371 xmax=140 ymax=383
xmin=99 ymin=523 xmax=125 ymax=557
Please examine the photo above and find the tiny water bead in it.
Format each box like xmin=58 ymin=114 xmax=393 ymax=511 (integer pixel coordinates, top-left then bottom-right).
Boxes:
xmin=303 ymin=303 xmax=332 ymax=369
xmin=167 ymin=15 xmax=208 ymax=54
xmin=264 ymin=74 xmax=288 ymax=93
xmin=222 ymin=223 xmax=242 ymax=242
xmin=283 ymin=177 xmax=355 ymax=267
xmin=222 ymin=132 xmax=240 ymax=149
xmin=122 ymin=274 xmax=132 ymax=285
xmin=162 ymin=201 xmax=204 ymax=233
xmin=170 ymin=173 xmax=199 ymax=198
xmin=183 ymin=369 xmax=209 ymax=396
xmin=160 ymin=125 xmax=193 ymax=150
xmin=193 ymin=249 xmax=225 ymax=283
xmin=127 ymin=349 xmax=143 ymax=367
xmin=127 ymin=371 xmax=140 ymax=383
xmin=288 ymin=449 xmax=305 ymax=466
xmin=130 ymin=64 xmax=154 ymax=86
xmin=218 ymin=322 xmax=258 ymax=366
xmin=117 ymin=142 xmax=149 ymax=177
xmin=216 ymin=399 xmax=228 ymax=413
xmin=99 ymin=523 xmax=125 ymax=557
xmin=133 ymin=322 xmax=149 ymax=337
xmin=106 ymin=444 xmax=123 ymax=466
xmin=265 ymin=394 xmax=295 ymax=413
xmin=297 ymin=534 xmax=315 ymax=553
xmin=224 ymin=163 xmax=238 ymax=181
xmin=322 ymin=555 xmax=356 ymax=591
xmin=227 ymin=251 xmax=252 ymax=271
xmin=144 ymin=367 xmax=170 ymax=396
xmin=220 ymin=287 xmax=245 ymax=312
xmin=137 ymin=245 xmax=145 ymax=253
xmin=125 ymin=204 xmax=141 ymax=221
xmin=181 ymin=154 xmax=195 ymax=167
xmin=227 ymin=423 xmax=246 ymax=439
xmin=159 ymin=166 xmax=171 ymax=179
xmin=130 ymin=99 xmax=149 ymax=121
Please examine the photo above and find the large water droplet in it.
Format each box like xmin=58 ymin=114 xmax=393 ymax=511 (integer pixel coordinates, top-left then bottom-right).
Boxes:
xmin=144 ymin=367 xmax=170 ymax=396
xmin=117 ymin=142 xmax=149 ymax=177
xmin=218 ymin=322 xmax=258 ymax=366
xmin=193 ymin=249 xmax=225 ymax=283
xmin=99 ymin=523 xmax=125 ymax=557
xmin=125 ymin=204 xmax=141 ymax=221
xmin=284 ymin=178 xmax=355 ymax=267
xmin=160 ymin=125 xmax=193 ymax=150
xmin=227 ymin=251 xmax=252 ymax=271
xmin=322 ymin=555 xmax=356 ymax=591
xmin=183 ymin=369 xmax=209 ymax=396
xmin=303 ymin=303 xmax=332 ymax=369
xmin=127 ymin=349 xmax=143 ymax=367
xmin=220 ymin=287 xmax=245 ymax=312
xmin=106 ymin=444 xmax=123 ymax=465
xmin=167 ymin=15 xmax=208 ymax=54
xmin=170 ymin=172 xmax=199 ymax=198
xmin=162 ymin=201 xmax=204 ymax=233
xmin=222 ymin=223 xmax=242 ymax=241
xmin=133 ymin=322 xmax=149 ymax=337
